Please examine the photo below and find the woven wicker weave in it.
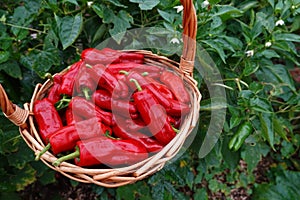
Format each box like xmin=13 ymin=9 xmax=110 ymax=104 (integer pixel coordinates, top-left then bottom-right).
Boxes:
xmin=0 ymin=0 xmax=201 ymax=188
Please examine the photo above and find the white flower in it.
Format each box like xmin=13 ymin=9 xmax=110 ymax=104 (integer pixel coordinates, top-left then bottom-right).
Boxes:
xmin=275 ymin=19 xmax=285 ymax=26
xmin=170 ymin=38 xmax=180 ymax=44
xmin=201 ymin=0 xmax=210 ymax=8
xmin=245 ymin=50 xmax=254 ymax=57
xmin=31 ymin=33 xmax=37 ymax=39
xmin=265 ymin=41 xmax=272 ymax=47
xmin=174 ymin=5 xmax=183 ymax=13
xmin=87 ymin=1 xmax=93 ymax=7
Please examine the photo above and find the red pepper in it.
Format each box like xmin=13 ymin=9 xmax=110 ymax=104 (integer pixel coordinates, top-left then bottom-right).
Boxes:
xmin=33 ymin=98 xmax=63 ymax=144
xmin=160 ymin=71 xmax=190 ymax=103
xmin=112 ymin=115 xmax=146 ymax=132
xmin=119 ymin=52 xmax=144 ymax=64
xmin=112 ymin=123 xmax=163 ymax=153
xmin=81 ymin=48 xmax=144 ymax=65
xmin=107 ymin=63 xmax=161 ymax=75
xmin=52 ymin=137 xmax=148 ymax=167
xmin=47 ymin=74 xmax=63 ymax=104
xmin=144 ymin=76 xmax=174 ymax=100
xmin=92 ymin=89 xmax=138 ymax=119
xmin=130 ymin=79 xmax=177 ymax=145
xmin=49 ymin=118 xmax=111 ymax=155
xmin=74 ymin=63 xmax=97 ymax=99
xmin=59 ymin=60 xmax=83 ymax=96
xmin=90 ymin=64 xmax=128 ymax=98
xmin=65 ymin=107 xmax=84 ymax=125
xmin=69 ymin=96 xmax=113 ymax=126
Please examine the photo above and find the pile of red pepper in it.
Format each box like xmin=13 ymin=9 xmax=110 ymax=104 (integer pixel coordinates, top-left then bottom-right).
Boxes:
xmin=34 ymin=48 xmax=191 ymax=168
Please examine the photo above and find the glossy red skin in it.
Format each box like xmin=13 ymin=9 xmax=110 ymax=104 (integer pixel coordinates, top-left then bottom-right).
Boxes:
xmin=132 ymin=89 xmax=176 ymax=146
xmin=49 ymin=118 xmax=112 ymax=155
xmin=74 ymin=137 xmax=148 ymax=167
xmin=59 ymin=60 xmax=83 ymax=96
xmin=106 ymin=62 xmax=161 ymax=75
xmin=112 ymin=115 xmax=146 ymax=132
xmin=112 ymin=124 xmax=163 ymax=153
xmin=47 ymin=74 xmax=62 ymax=104
xmin=90 ymin=64 xmax=128 ymax=98
xmin=160 ymin=71 xmax=190 ymax=103
xmin=81 ymin=48 xmax=144 ymax=65
xmin=92 ymin=89 xmax=137 ymax=118
xmin=74 ymin=64 xmax=97 ymax=95
xmin=33 ymin=98 xmax=63 ymax=144
xmin=69 ymin=97 xmax=113 ymax=126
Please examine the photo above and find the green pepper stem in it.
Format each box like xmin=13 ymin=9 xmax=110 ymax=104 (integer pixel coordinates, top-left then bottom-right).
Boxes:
xmin=35 ymin=143 xmax=51 ymax=161
xmin=55 ymin=95 xmax=71 ymax=110
xmin=130 ymin=78 xmax=142 ymax=92
xmin=119 ymin=70 xmax=129 ymax=75
xmin=172 ymin=126 xmax=179 ymax=133
xmin=52 ymin=146 xmax=80 ymax=167
xmin=82 ymin=87 xmax=91 ymax=100
xmin=141 ymin=72 xmax=149 ymax=76
xmin=105 ymin=130 xmax=120 ymax=140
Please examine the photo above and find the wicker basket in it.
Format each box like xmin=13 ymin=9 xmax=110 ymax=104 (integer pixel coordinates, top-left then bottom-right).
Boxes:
xmin=0 ymin=0 xmax=201 ymax=188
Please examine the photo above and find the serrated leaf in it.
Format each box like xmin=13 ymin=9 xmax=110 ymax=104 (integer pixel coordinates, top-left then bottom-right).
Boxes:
xmin=259 ymin=113 xmax=275 ymax=150
xmin=56 ymin=13 xmax=83 ymax=50
xmin=129 ymin=0 xmax=160 ymax=10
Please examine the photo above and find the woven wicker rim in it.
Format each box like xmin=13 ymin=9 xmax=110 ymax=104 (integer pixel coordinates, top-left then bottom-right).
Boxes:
xmin=0 ymin=0 xmax=201 ymax=188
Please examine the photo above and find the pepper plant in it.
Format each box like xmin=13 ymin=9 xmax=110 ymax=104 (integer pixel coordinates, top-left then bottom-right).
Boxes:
xmin=0 ymin=0 xmax=299 ymax=199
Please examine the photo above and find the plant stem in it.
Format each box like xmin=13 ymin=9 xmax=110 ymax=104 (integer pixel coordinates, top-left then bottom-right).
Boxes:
xmin=52 ymin=146 xmax=80 ymax=167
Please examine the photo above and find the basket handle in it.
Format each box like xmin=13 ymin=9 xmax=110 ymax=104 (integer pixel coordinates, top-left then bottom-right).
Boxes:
xmin=0 ymin=84 xmax=29 ymax=128
xmin=180 ymin=0 xmax=197 ymax=76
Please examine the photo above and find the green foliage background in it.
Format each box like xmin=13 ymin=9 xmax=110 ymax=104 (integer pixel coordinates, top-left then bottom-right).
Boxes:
xmin=0 ymin=0 xmax=299 ymax=199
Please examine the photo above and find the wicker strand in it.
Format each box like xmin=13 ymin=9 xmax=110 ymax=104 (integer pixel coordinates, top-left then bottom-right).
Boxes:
xmin=0 ymin=84 xmax=29 ymax=128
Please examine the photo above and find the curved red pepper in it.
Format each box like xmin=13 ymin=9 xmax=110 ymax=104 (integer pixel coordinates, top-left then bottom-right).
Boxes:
xmin=69 ymin=96 xmax=113 ymax=126
xmin=160 ymin=71 xmax=190 ymax=103
xmin=81 ymin=48 xmax=144 ymax=65
xmin=112 ymin=124 xmax=163 ymax=153
xmin=112 ymin=115 xmax=146 ymax=132
xmin=48 ymin=118 xmax=112 ymax=155
xmin=131 ymin=79 xmax=177 ymax=145
xmin=90 ymin=64 xmax=128 ymax=98
xmin=107 ymin=63 xmax=161 ymax=75
xmin=92 ymin=89 xmax=137 ymax=119
xmin=74 ymin=137 xmax=148 ymax=167
xmin=74 ymin=63 xmax=97 ymax=99
xmin=33 ymin=98 xmax=63 ymax=144
xmin=59 ymin=60 xmax=83 ymax=96
xmin=47 ymin=74 xmax=62 ymax=104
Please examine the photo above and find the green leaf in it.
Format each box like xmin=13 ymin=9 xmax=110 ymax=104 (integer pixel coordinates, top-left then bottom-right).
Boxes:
xmin=267 ymin=0 xmax=275 ymax=8
xmin=105 ymin=0 xmax=128 ymax=8
xmin=0 ymin=51 xmax=10 ymax=64
xmin=10 ymin=164 xmax=36 ymax=191
xmin=129 ymin=0 xmax=160 ymax=10
xmin=63 ymin=0 xmax=79 ymax=6
xmin=92 ymin=4 xmax=104 ymax=19
xmin=241 ymin=144 xmax=262 ymax=172
xmin=243 ymin=60 xmax=259 ymax=76
xmin=291 ymin=15 xmax=300 ymax=32
xmin=273 ymin=117 xmax=289 ymax=141
xmin=259 ymin=113 xmax=275 ymax=150
xmin=253 ymin=170 xmax=300 ymax=200
xmin=250 ymin=97 xmax=273 ymax=113
xmin=274 ymin=33 xmax=300 ymax=43
xmin=20 ymin=47 xmax=60 ymax=77
xmin=158 ymin=9 xmax=175 ymax=23
xmin=193 ymin=188 xmax=208 ymax=200
xmin=0 ymin=60 xmax=22 ymax=79
xmin=261 ymin=49 xmax=280 ymax=59
xmin=56 ymin=13 xmax=83 ymax=50
xmin=202 ymin=40 xmax=227 ymax=63
xmin=7 ymin=141 xmax=34 ymax=169
xmin=213 ymin=5 xmax=244 ymax=21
